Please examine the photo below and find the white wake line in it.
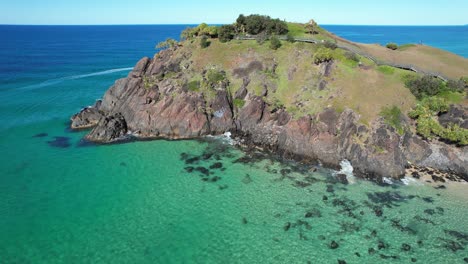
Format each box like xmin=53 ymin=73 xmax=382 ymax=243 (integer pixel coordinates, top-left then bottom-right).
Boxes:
xmin=20 ymin=67 xmax=134 ymax=90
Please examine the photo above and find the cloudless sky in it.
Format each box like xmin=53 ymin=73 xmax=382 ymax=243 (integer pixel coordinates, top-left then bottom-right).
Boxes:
xmin=1 ymin=0 xmax=467 ymax=25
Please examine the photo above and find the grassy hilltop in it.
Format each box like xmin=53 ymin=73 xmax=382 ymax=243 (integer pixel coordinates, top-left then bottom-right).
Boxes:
xmin=156 ymin=15 xmax=468 ymax=144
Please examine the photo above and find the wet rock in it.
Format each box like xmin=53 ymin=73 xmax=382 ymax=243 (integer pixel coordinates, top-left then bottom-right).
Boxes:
xmin=326 ymin=185 xmax=335 ymax=193
xmin=401 ymin=243 xmax=411 ymax=251
xmin=305 ymin=208 xmax=322 ymax=218
xmin=371 ymin=230 xmax=377 ymax=237
xmin=184 ymin=166 xmax=194 ymax=173
xmin=434 ymin=185 xmax=446 ymax=189
xmin=424 ymin=209 xmax=436 ymax=215
xmin=431 ymin=174 xmax=446 ymax=183
xmin=414 ymin=215 xmax=436 ymax=225
xmin=439 ymin=238 xmax=465 ymax=252
xmin=47 ymin=136 xmax=71 ymax=148
xmin=120 ymin=162 xmax=127 ymax=167
xmin=86 ymin=113 xmax=128 ymax=142
xmin=209 ymin=162 xmax=223 ymax=169
xmin=355 ymin=252 xmax=361 ymax=257
xmin=391 ymin=219 xmax=416 ymax=235
xmin=283 ymin=222 xmax=292 ymax=231
xmin=322 ymin=195 xmax=328 ymax=201
xmin=373 ymin=206 xmax=383 ymax=217
xmin=209 ymin=176 xmax=221 ymax=182
xmin=218 ymin=185 xmax=228 ymax=190
xmin=195 ymin=167 xmax=210 ymax=176
xmin=330 ymin=240 xmax=339 ymax=249
xmin=336 ymin=174 xmax=349 ymax=184
xmin=411 ymin=258 xmax=417 ymax=262
xmin=380 ymin=254 xmax=398 ymax=260
xmin=32 ymin=133 xmax=48 ymax=138
xmin=242 ymin=217 xmax=248 ymax=224
xmin=337 ymin=260 xmax=346 ymax=264
xmin=464 ymin=257 xmax=468 ymax=263
xmin=318 ymin=235 xmax=326 ymax=241
xmin=377 ymin=240 xmax=387 ymax=250
xmin=70 ymin=101 xmax=103 ymax=129
xmin=368 ymin=248 xmax=376 ymax=255
xmin=444 ymin=230 xmax=468 ymax=242
xmin=422 ymin=197 xmax=434 ymax=203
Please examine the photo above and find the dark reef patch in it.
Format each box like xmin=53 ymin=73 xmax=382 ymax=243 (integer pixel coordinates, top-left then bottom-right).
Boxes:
xmin=32 ymin=133 xmax=48 ymax=138
xmin=47 ymin=136 xmax=71 ymax=148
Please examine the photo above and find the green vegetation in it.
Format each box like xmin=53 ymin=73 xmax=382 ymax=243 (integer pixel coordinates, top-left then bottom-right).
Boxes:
xmin=204 ymin=68 xmax=228 ymax=89
xmin=187 ymin=80 xmax=200 ymax=92
xmin=313 ymin=47 xmax=334 ymax=64
xmin=143 ymin=75 xmax=158 ymax=90
xmin=409 ymin=97 xmax=468 ymax=145
xmin=233 ymin=98 xmax=246 ymax=108
xmin=321 ymin=40 xmax=338 ymax=50
xmin=156 ymin=38 xmax=178 ymax=50
xmin=236 ymin=14 xmax=288 ymax=35
xmin=377 ymin=65 xmax=396 ymax=75
xmin=380 ymin=105 xmax=405 ymax=135
xmin=218 ymin=25 xmax=235 ymax=43
xmin=287 ymin=23 xmax=307 ymax=37
xmin=398 ymin=44 xmax=416 ymax=50
xmin=405 ymin=75 xmax=466 ymax=100
xmin=181 ymin=23 xmax=218 ymax=40
xmin=386 ymin=43 xmax=398 ymax=50
xmin=305 ymin=19 xmax=319 ymax=34
xmin=269 ymin=36 xmax=282 ymax=50
xmin=200 ymin=36 xmax=210 ymax=48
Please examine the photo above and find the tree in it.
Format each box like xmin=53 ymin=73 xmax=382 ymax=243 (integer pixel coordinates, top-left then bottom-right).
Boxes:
xmin=386 ymin=43 xmax=398 ymax=50
xmin=219 ymin=25 xmax=235 ymax=42
xmin=269 ymin=36 xmax=282 ymax=50
xmin=305 ymin=19 xmax=319 ymax=34
xmin=181 ymin=27 xmax=195 ymax=40
xmin=156 ymin=38 xmax=178 ymax=50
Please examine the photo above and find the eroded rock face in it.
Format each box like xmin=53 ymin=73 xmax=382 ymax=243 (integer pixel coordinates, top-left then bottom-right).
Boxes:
xmin=70 ymin=100 xmax=103 ymax=129
xmin=70 ymin=49 xmax=468 ymax=180
xmin=86 ymin=113 xmax=128 ymax=142
xmin=439 ymin=105 xmax=468 ymax=129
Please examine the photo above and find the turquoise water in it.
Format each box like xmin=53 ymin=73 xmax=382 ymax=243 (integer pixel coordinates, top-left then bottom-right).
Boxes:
xmin=0 ymin=25 xmax=467 ymax=263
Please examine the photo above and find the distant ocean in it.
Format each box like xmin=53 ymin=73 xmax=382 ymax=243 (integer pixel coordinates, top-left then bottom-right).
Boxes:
xmin=0 ymin=25 xmax=467 ymax=263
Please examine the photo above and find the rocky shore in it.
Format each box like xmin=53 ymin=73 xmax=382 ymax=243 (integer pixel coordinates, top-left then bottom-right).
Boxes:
xmin=71 ymin=48 xmax=468 ymax=182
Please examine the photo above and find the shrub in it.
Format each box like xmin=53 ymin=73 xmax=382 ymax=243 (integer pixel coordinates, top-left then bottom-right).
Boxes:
xmin=269 ymin=36 xmax=282 ymax=50
xmin=286 ymin=34 xmax=295 ymax=43
xmin=344 ymin=51 xmax=359 ymax=62
xmin=219 ymin=25 xmax=235 ymax=42
xmin=156 ymin=38 xmax=178 ymax=50
xmin=187 ymin=80 xmax=200 ymax=92
xmin=408 ymin=97 xmax=467 ymax=145
xmin=377 ymin=65 xmax=396 ymax=75
xmin=313 ymin=47 xmax=334 ymax=64
xmin=446 ymin=79 xmax=466 ymax=93
xmin=322 ymin=40 xmax=338 ymax=50
xmin=386 ymin=43 xmax=398 ymax=50
xmin=380 ymin=105 xmax=405 ymax=135
xmin=235 ymin=14 xmax=288 ymax=35
xmin=200 ymin=36 xmax=210 ymax=48
xmin=305 ymin=19 xmax=319 ymax=34
xmin=203 ymin=68 xmax=228 ymax=90
xmin=405 ymin=75 xmax=444 ymax=99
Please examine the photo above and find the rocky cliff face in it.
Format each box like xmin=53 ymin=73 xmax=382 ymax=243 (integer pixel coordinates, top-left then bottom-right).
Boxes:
xmin=71 ymin=47 xmax=468 ymax=181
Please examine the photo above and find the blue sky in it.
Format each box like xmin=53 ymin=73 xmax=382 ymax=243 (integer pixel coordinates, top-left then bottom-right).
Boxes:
xmin=1 ymin=0 xmax=466 ymax=25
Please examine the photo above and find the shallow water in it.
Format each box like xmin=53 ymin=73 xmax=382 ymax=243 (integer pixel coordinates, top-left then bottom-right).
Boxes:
xmin=0 ymin=25 xmax=467 ymax=263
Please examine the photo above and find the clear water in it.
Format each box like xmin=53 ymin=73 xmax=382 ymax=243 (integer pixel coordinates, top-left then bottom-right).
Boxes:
xmin=0 ymin=25 xmax=467 ymax=263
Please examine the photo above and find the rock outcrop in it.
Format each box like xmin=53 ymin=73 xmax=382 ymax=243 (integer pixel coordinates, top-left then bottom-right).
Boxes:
xmin=71 ymin=47 xmax=468 ymax=181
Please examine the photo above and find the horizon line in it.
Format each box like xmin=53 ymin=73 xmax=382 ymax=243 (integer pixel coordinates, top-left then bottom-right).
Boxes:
xmin=0 ymin=23 xmax=466 ymax=27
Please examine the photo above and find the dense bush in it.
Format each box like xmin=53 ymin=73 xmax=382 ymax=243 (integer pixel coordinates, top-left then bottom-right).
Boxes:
xmin=409 ymin=97 xmax=467 ymax=145
xmin=286 ymin=34 xmax=295 ymax=43
xmin=305 ymin=19 xmax=319 ymax=34
xmin=202 ymin=69 xmax=228 ymax=90
xmin=235 ymin=14 xmax=288 ymax=35
xmin=156 ymin=38 xmax=178 ymax=50
xmin=380 ymin=105 xmax=405 ymax=135
xmin=200 ymin=36 xmax=210 ymax=48
xmin=180 ymin=23 xmax=218 ymax=40
xmin=313 ymin=47 xmax=334 ymax=64
xmin=269 ymin=36 xmax=282 ymax=50
xmin=322 ymin=40 xmax=338 ymax=50
xmin=386 ymin=43 xmax=398 ymax=50
xmin=405 ymin=75 xmax=444 ymax=99
xmin=446 ymin=78 xmax=466 ymax=93
xmin=344 ymin=51 xmax=359 ymax=62
xmin=187 ymin=80 xmax=200 ymax=92
xmin=218 ymin=25 xmax=235 ymax=42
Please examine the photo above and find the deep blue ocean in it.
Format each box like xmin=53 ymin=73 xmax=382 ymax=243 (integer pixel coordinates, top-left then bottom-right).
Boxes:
xmin=0 ymin=25 xmax=467 ymax=263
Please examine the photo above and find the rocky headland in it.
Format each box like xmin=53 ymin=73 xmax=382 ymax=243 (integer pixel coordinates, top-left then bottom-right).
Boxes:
xmin=71 ymin=17 xmax=468 ymax=182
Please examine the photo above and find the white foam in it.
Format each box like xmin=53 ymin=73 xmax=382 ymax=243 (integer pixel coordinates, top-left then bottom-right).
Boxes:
xmin=20 ymin=67 xmax=134 ymax=90
xmin=334 ymin=159 xmax=356 ymax=184
xmin=401 ymin=177 xmax=423 ymax=186
xmin=382 ymin=177 xmax=394 ymax=185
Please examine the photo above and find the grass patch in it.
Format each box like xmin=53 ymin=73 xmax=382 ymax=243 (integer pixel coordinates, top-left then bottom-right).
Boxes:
xmin=380 ymin=105 xmax=405 ymax=135
xmin=377 ymin=65 xmax=396 ymax=75
xmin=287 ymin=23 xmax=307 ymax=37
xmin=233 ymin=98 xmax=246 ymax=108
xmin=398 ymin=43 xmax=416 ymax=50
xmin=436 ymin=90 xmax=465 ymax=104
xmin=187 ymin=80 xmax=200 ymax=92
